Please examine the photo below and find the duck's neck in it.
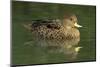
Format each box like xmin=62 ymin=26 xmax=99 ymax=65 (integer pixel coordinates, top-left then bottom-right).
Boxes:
xmin=62 ymin=19 xmax=72 ymax=30
xmin=62 ymin=24 xmax=72 ymax=30
xmin=66 ymin=26 xmax=72 ymax=29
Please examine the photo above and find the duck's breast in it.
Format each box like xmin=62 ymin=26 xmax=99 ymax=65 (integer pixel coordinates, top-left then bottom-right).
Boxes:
xmin=64 ymin=28 xmax=80 ymax=39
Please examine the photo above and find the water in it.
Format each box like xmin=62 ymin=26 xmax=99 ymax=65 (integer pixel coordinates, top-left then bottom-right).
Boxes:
xmin=12 ymin=1 xmax=96 ymax=65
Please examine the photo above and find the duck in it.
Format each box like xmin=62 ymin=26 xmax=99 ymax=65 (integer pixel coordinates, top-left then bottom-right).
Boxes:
xmin=23 ymin=14 xmax=82 ymax=40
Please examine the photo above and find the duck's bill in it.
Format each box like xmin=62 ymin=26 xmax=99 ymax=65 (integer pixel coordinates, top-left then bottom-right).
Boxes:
xmin=74 ymin=23 xmax=82 ymax=28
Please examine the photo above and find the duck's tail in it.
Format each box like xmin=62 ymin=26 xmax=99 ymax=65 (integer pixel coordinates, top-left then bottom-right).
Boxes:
xmin=22 ymin=24 xmax=32 ymax=31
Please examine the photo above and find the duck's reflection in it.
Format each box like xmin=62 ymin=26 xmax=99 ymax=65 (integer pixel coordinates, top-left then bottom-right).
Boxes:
xmin=24 ymin=39 xmax=82 ymax=61
xmin=34 ymin=37 xmax=82 ymax=60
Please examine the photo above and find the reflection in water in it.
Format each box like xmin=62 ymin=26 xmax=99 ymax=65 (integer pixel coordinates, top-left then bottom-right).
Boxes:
xmin=39 ymin=38 xmax=81 ymax=60
xmin=25 ymin=37 xmax=82 ymax=61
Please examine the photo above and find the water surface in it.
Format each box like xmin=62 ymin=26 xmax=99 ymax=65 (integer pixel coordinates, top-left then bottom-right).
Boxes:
xmin=12 ymin=1 xmax=96 ymax=65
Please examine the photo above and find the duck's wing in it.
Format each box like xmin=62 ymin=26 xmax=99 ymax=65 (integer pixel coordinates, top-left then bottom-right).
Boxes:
xmin=31 ymin=19 xmax=62 ymax=29
xmin=46 ymin=23 xmax=61 ymax=29
xmin=32 ymin=19 xmax=54 ymax=24
xmin=32 ymin=19 xmax=61 ymax=24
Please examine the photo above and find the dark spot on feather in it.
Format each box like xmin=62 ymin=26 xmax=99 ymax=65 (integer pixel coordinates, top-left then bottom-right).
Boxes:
xmin=47 ymin=24 xmax=60 ymax=29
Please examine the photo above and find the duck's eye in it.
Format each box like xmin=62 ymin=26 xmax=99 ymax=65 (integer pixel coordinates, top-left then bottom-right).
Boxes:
xmin=70 ymin=18 xmax=73 ymax=21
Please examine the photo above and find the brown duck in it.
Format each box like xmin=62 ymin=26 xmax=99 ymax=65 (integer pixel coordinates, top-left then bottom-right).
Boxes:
xmin=24 ymin=14 xmax=82 ymax=40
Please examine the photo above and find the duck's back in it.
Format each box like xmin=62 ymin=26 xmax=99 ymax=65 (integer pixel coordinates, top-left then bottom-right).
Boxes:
xmin=31 ymin=20 xmax=62 ymax=39
xmin=28 ymin=19 xmax=80 ymax=40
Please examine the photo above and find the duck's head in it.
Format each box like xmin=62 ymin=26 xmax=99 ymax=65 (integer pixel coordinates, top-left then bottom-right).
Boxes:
xmin=62 ymin=14 xmax=82 ymax=29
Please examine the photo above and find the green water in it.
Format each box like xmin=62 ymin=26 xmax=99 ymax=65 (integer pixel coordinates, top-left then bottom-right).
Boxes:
xmin=12 ymin=1 xmax=96 ymax=65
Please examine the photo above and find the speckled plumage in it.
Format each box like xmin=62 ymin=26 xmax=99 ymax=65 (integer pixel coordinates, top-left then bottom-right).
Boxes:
xmin=24 ymin=14 xmax=82 ymax=40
